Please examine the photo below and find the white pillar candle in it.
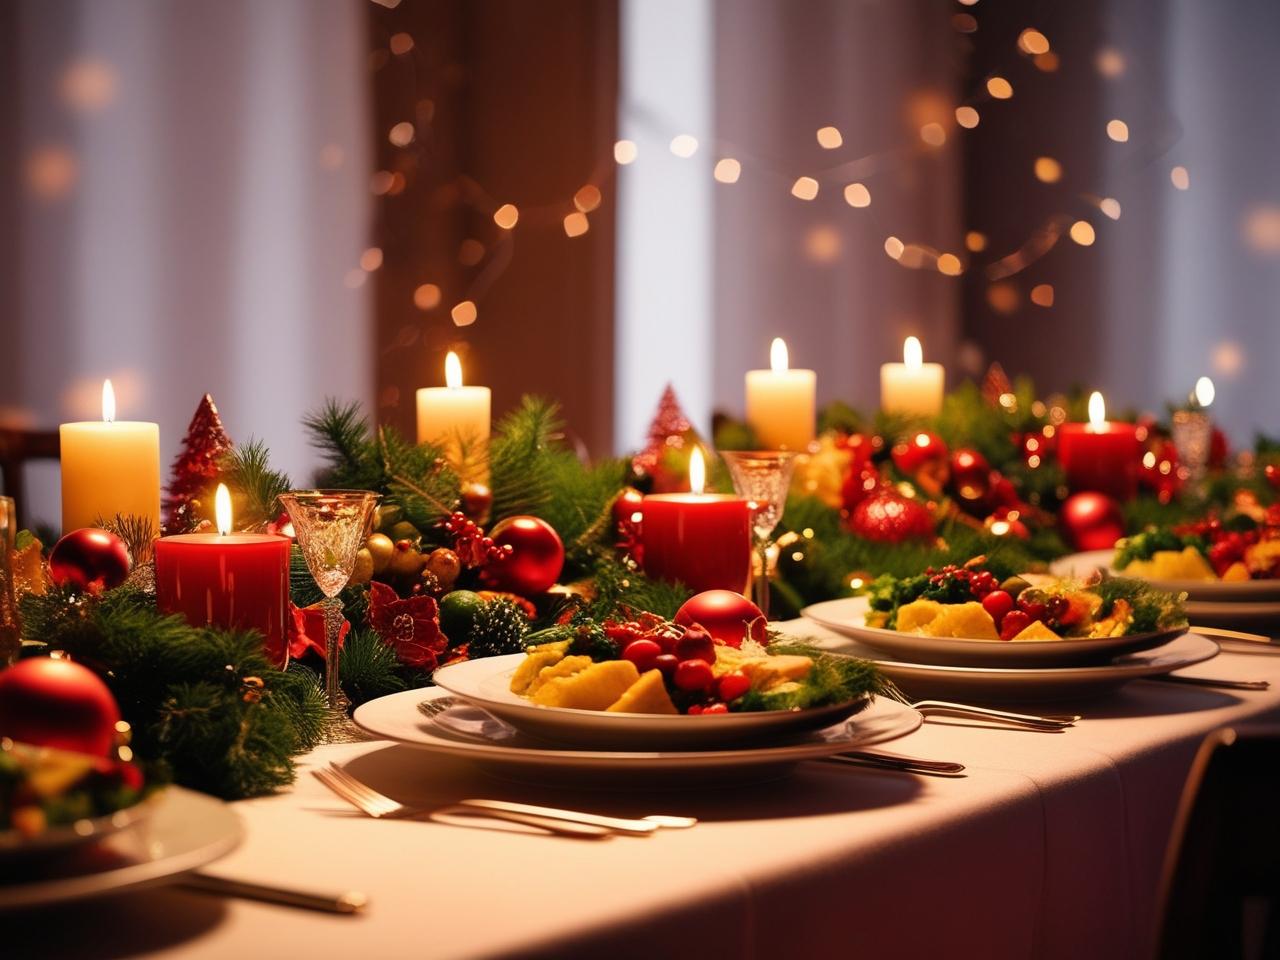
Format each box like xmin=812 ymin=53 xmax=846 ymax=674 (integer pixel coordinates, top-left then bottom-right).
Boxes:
xmin=880 ymin=336 xmax=945 ymax=416
xmin=416 ymin=351 xmax=491 ymax=481
xmin=745 ymin=338 xmax=816 ymax=451
xmin=60 ymin=379 xmax=161 ymax=533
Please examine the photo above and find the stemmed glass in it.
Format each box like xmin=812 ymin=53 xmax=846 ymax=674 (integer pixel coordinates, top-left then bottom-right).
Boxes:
xmin=720 ymin=451 xmax=798 ymax=620
xmin=280 ymin=490 xmax=379 ymax=744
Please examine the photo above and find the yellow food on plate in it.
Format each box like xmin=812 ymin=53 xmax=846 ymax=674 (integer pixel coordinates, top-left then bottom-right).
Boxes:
xmin=895 ymin=600 xmax=999 ymax=640
xmin=1222 ymin=562 xmax=1250 ymax=581
xmin=895 ymin=599 xmax=944 ymax=633
xmin=1125 ymin=547 xmax=1216 ymax=581
xmin=510 ymin=646 xmax=568 ymax=694
xmin=525 ymin=655 xmax=592 ymax=697
xmin=606 ymin=669 xmax=678 ymax=714
xmin=1010 ymin=620 xmax=1058 ymax=641
xmin=531 ymin=660 xmax=641 ymax=710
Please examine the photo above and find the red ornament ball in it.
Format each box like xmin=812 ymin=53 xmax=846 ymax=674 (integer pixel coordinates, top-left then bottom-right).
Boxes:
xmin=484 ymin=516 xmax=564 ymax=596
xmin=950 ymin=448 xmax=991 ymax=509
xmin=891 ymin=431 xmax=948 ymax=476
xmin=49 ymin=528 xmax=130 ymax=593
xmin=0 ymin=658 xmax=121 ymax=756
xmin=985 ymin=513 xmax=1031 ymax=540
xmin=1060 ymin=492 xmax=1125 ymax=551
xmin=674 ymin=590 xmax=766 ymax=648
xmin=612 ymin=487 xmax=645 ymax=531
xmin=848 ymin=490 xmax=935 ymax=544
xmin=1265 ymin=463 xmax=1280 ymax=491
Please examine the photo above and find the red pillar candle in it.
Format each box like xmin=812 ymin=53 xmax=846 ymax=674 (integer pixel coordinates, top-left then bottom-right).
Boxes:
xmin=641 ymin=448 xmax=752 ymax=595
xmin=154 ymin=485 xmax=291 ymax=666
xmin=1056 ymin=392 xmax=1142 ymax=501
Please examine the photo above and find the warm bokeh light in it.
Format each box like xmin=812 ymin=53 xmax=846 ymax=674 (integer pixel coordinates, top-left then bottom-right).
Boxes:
xmin=413 ymin=283 xmax=441 ymax=310
xmin=60 ymin=59 xmax=118 ymax=112
xmin=688 ymin=446 xmax=706 ymax=495
xmin=987 ymin=282 xmax=1020 ymax=314
xmin=614 ymin=139 xmax=638 ymax=164
xmin=920 ymin=123 xmax=946 ymax=146
xmin=965 ymin=231 xmax=987 ymax=252
xmin=987 ymin=77 xmax=1014 ymax=99
xmin=804 ymin=226 xmax=842 ymax=263
xmin=714 ymin=158 xmax=741 ymax=183
xmin=102 ymin=379 xmax=116 ymax=423
xmin=1034 ymin=52 xmax=1060 ymax=72
xmin=669 ymin=134 xmax=698 ymax=158
xmin=884 ymin=236 xmax=905 ymax=260
xmin=791 ymin=177 xmax=819 ymax=200
xmin=1096 ymin=48 xmax=1127 ymax=78
xmin=563 ymin=212 xmax=590 ymax=237
xmin=1100 ymin=198 xmax=1122 ymax=220
xmin=26 ymin=146 xmax=78 ymax=200
xmin=215 ymin=484 xmax=233 ymax=536
xmin=1194 ymin=376 xmax=1215 ymax=407
xmin=816 ymin=126 xmax=843 ymax=149
xmin=493 ymin=204 xmax=519 ymax=229
xmin=955 ymin=106 xmax=980 ymax=129
xmin=1034 ymin=157 xmax=1062 ymax=183
xmin=388 ymin=122 xmax=415 ymax=147
xmin=937 ymin=253 xmax=962 ymax=276
xmin=1212 ymin=341 xmax=1244 ymax=376
xmin=1069 ymin=220 xmax=1096 ymax=245
xmin=1171 ymin=166 xmax=1190 ymax=190
xmin=450 ymin=302 xmax=477 ymax=327
xmin=903 ymin=336 xmax=923 ymax=370
xmin=1106 ymin=119 xmax=1130 ymax=142
xmin=844 ymin=183 xmax=871 ymax=208
xmin=389 ymin=32 xmax=414 ymax=55
xmin=1030 ymin=284 xmax=1055 ymax=307
xmin=360 ymin=247 xmax=384 ymax=271
xmin=1018 ymin=29 xmax=1050 ymax=55
xmin=770 ymin=337 xmax=789 ymax=372
xmin=319 ymin=144 xmax=345 ymax=171
xmin=458 ymin=239 xmax=484 ymax=266
xmin=1243 ymin=205 xmax=1280 ymax=255
xmin=343 ymin=269 xmax=366 ymax=290
xmin=574 ymin=185 xmax=602 ymax=213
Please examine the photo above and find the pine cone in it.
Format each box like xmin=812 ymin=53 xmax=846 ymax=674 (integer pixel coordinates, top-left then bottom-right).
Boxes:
xmin=466 ymin=599 xmax=531 ymax=660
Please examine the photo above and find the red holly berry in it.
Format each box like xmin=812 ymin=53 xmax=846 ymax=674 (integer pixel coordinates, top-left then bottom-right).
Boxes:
xmin=981 ymin=589 xmax=1014 ymax=624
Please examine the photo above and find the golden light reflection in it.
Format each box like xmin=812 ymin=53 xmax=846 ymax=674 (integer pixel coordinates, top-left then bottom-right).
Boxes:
xmin=1069 ymin=220 xmax=1096 ymax=245
xmin=60 ymin=59 xmax=118 ymax=112
xmin=1243 ymin=206 xmax=1280 ymax=255
xmin=1034 ymin=52 xmax=1060 ymax=72
xmin=1018 ymin=29 xmax=1050 ymax=55
xmin=937 ymin=253 xmax=963 ymax=276
xmin=884 ymin=236 xmax=905 ymax=260
xmin=1096 ymin=48 xmax=1126 ymax=78
xmin=1100 ymin=198 xmax=1122 ymax=220
xmin=319 ymin=144 xmax=345 ymax=170
xmin=493 ymin=204 xmax=519 ymax=229
xmin=669 ymin=135 xmax=698 ymax=158
xmin=574 ymin=185 xmax=602 ymax=213
xmin=389 ymin=32 xmax=414 ymax=55
xmin=791 ymin=177 xmax=819 ymax=200
xmin=458 ymin=239 xmax=484 ymax=266
xmin=451 ymin=301 xmax=477 ymax=327
xmin=614 ymin=140 xmax=638 ymax=164
xmin=1106 ymin=119 xmax=1130 ymax=142
xmin=1212 ymin=341 xmax=1244 ymax=376
xmin=563 ymin=212 xmax=590 ymax=237
xmin=1034 ymin=157 xmax=1062 ymax=183
xmin=955 ymin=106 xmax=980 ymax=129
xmin=714 ymin=158 xmax=741 ymax=183
xmin=360 ymin=247 xmax=384 ymax=271
xmin=26 ymin=146 xmax=78 ymax=200
xmin=1171 ymin=166 xmax=1190 ymax=190
xmin=987 ymin=282 xmax=1020 ymax=314
xmin=388 ymin=122 xmax=415 ymax=147
xmin=987 ymin=77 xmax=1013 ymax=99
xmin=952 ymin=14 xmax=977 ymax=33
xmin=965 ymin=231 xmax=987 ymax=252
xmin=920 ymin=123 xmax=946 ymax=146
xmin=816 ymin=126 xmax=843 ymax=149
xmin=413 ymin=284 xmax=442 ymax=310
xmin=844 ymin=183 xmax=871 ymax=208
xmin=804 ymin=226 xmax=842 ymax=263
xmin=1030 ymin=284 xmax=1054 ymax=307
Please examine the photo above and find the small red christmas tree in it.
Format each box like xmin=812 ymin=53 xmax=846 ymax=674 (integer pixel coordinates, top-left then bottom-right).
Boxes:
xmin=631 ymin=384 xmax=700 ymax=492
xmin=164 ymin=394 xmax=233 ymax=533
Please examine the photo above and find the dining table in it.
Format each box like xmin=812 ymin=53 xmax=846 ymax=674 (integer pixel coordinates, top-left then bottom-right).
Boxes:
xmin=10 ymin=622 xmax=1280 ymax=960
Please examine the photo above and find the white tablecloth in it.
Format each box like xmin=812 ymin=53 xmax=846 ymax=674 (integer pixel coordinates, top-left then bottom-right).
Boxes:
xmin=13 ymin=627 xmax=1280 ymax=960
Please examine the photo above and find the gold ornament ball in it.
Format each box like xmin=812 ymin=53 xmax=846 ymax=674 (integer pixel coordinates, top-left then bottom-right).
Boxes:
xmin=366 ymin=533 xmax=395 ymax=574
xmin=350 ymin=548 xmax=374 ymax=585
xmin=424 ymin=547 xmax=462 ymax=589
xmin=388 ymin=539 xmax=426 ymax=577
xmin=389 ymin=520 xmax=420 ymax=544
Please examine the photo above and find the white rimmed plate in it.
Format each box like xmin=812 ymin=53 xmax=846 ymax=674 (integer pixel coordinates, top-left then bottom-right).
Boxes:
xmin=802 ymin=595 xmax=1187 ymax=668
xmin=0 ymin=787 xmax=242 ymax=910
xmin=0 ymin=791 xmax=158 ymax=860
xmin=430 ymin=652 xmax=873 ymax=749
xmin=354 ymin=687 xmax=921 ymax=786
xmin=801 ymin=631 xmax=1221 ymax=703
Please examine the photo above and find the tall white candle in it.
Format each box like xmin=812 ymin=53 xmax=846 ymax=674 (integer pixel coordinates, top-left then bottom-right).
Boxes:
xmin=880 ymin=336 xmax=945 ymax=416
xmin=415 ymin=352 xmax=491 ymax=481
xmin=745 ymin=338 xmax=816 ymax=451
xmin=60 ymin=379 xmax=161 ymax=533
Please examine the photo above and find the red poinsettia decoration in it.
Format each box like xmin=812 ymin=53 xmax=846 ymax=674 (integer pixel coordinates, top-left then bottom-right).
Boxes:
xmin=367 ymin=581 xmax=447 ymax=670
xmin=288 ymin=602 xmax=349 ymax=661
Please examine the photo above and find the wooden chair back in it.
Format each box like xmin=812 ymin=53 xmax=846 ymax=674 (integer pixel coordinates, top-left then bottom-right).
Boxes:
xmin=0 ymin=427 xmax=60 ymax=529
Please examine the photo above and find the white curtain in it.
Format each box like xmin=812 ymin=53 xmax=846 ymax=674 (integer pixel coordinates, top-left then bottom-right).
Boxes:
xmin=3 ymin=0 xmax=372 ymax=526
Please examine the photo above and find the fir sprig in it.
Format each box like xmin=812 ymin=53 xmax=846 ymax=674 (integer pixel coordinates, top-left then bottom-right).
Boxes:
xmin=488 ymin=396 xmax=564 ymax=522
xmin=222 ymin=438 xmax=292 ymax=530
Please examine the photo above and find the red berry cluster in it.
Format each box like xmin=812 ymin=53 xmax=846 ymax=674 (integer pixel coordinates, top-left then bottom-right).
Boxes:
xmin=441 ymin=512 xmax=511 ymax=568
xmin=604 ymin=615 xmax=750 ymax=715
xmin=924 ymin=564 xmax=999 ymax=598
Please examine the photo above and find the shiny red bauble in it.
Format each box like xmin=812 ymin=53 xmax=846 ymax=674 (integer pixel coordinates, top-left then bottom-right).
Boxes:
xmin=848 ymin=490 xmax=935 ymax=544
xmin=949 ymin=448 xmax=991 ymax=508
xmin=48 ymin=528 xmax=131 ymax=593
xmin=891 ymin=431 xmax=949 ymax=476
xmin=1060 ymin=492 xmax=1126 ymax=551
xmin=612 ymin=487 xmax=645 ymax=530
xmin=674 ymin=590 xmax=766 ymax=648
xmin=483 ymin=516 xmax=564 ymax=596
xmin=0 ymin=658 xmax=121 ymax=756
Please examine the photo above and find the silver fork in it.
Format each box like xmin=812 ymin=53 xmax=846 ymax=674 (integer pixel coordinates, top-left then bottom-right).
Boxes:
xmin=909 ymin=700 xmax=1079 ymax=730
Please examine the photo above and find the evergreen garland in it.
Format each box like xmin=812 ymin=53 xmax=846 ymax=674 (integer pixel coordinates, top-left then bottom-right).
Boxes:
xmin=488 ymin=396 xmax=564 ymax=523
xmin=221 ymin=438 xmax=293 ymax=529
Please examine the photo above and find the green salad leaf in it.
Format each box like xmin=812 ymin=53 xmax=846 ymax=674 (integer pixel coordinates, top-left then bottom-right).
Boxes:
xmin=1092 ymin=576 xmax=1188 ymax=633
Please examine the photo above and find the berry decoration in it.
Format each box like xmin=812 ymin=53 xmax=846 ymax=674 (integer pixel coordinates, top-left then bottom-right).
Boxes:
xmin=891 ymin=431 xmax=949 ymax=476
xmin=49 ymin=529 xmax=131 ymax=593
xmin=0 ymin=658 xmax=121 ymax=756
xmin=848 ymin=490 xmax=935 ymax=544
xmin=1060 ymin=492 xmax=1126 ymax=551
xmin=674 ymin=590 xmax=765 ymax=648
xmin=442 ymin=512 xmax=510 ymax=569
xmin=483 ymin=516 xmax=564 ymax=596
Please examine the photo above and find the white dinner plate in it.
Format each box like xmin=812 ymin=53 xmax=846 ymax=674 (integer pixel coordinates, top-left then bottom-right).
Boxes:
xmin=0 ymin=791 xmax=157 ymax=860
xmin=354 ymin=687 xmax=922 ymax=786
xmin=802 ymin=596 xmax=1187 ymax=668
xmin=430 ymin=652 xmax=873 ymax=749
xmin=1054 ymin=551 xmax=1280 ymax=636
xmin=0 ymin=787 xmax=242 ymax=910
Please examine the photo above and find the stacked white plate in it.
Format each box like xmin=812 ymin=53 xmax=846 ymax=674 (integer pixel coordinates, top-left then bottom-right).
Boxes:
xmin=353 ymin=653 xmax=922 ymax=786
xmin=801 ymin=596 xmax=1219 ymax=703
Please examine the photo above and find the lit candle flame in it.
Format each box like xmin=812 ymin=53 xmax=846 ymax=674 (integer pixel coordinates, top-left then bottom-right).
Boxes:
xmin=445 ymin=351 xmax=463 ymax=389
xmin=102 ymin=379 xmax=116 ymax=423
xmin=903 ymin=336 xmax=923 ymax=370
xmin=770 ymin=337 xmax=789 ymax=372
xmin=1194 ymin=376 xmax=1215 ymax=408
xmin=689 ymin=446 xmax=706 ymax=495
xmin=215 ymin=483 xmax=232 ymax=536
xmin=1087 ymin=390 xmax=1106 ymax=429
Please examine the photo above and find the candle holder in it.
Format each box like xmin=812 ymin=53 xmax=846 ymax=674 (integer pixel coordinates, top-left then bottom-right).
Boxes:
xmin=720 ymin=451 xmax=798 ymax=620
xmin=1172 ymin=410 xmax=1213 ymax=486
xmin=280 ymin=490 xmax=379 ymax=744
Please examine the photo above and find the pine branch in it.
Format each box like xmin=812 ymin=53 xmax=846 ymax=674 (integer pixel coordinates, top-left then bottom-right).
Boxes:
xmin=222 ymin=439 xmax=292 ymax=530
xmin=303 ymin=399 xmax=380 ymax=489
xmin=94 ymin=513 xmax=159 ymax=564
xmin=377 ymin=426 xmax=460 ymax=532
xmin=488 ymin=396 xmax=564 ymax=522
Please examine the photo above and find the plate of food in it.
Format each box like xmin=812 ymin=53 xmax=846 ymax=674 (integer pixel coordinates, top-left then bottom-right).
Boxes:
xmin=802 ymin=559 xmax=1189 ymax=668
xmin=353 ymin=686 xmax=921 ymax=786
xmin=0 ymin=740 xmax=153 ymax=859
xmin=426 ymin=611 xmax=889 ymax=748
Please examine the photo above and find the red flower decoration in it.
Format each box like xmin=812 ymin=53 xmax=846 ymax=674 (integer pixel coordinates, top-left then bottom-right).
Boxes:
xmin=367 ymin=581 xmax=446 ymax=670
xmin=288 ymin=602 xmax=349 ymax=661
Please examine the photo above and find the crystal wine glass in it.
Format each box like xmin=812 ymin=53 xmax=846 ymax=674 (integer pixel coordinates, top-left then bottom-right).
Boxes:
xmin=280 ymin=490 xmax=379 ymax=743
xmin=720 ymin=451 xmax=798 ymax=620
